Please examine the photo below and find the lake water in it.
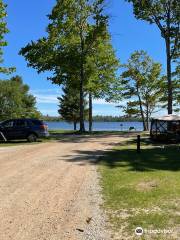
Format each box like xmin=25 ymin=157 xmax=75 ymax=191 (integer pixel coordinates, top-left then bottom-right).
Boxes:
xmin=46 ymin=121 xmax=144 ymax=131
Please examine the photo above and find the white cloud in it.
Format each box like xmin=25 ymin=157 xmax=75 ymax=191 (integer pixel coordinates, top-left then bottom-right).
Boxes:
xmin=31 ymin=88 xmax=60 ymax=94
xmin=31 ymin=89 xmax=59 ymax=104
xmin=31 ymin=89 xmax=124 ymax=108
xmin=33 ymin=94 xmax=59 ymax=104
xmin=93 ymin=99 xmax=117 ymax=105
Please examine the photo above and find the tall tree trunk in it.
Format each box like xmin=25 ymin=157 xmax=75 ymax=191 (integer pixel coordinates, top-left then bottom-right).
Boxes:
xmin=166 ymin=6 xmax=173 ymax=115
xmin=166 ymin=37 xmax=173 ymax=114
xmin=139 ymin=102 xmax=147 ymax=131
xmin=146 ymin=105 xmax=149 ymax=131
xmin=79 ymin=29 xmax=85 ymax=133
xmin=89 ymin=92 xmax=93 ymax=132
xmin=73 ymin=121 xmax=77 ymax=131
xmin=137 ymin=90 xmax=147 ymax=131
xmin=79 ymin=67 xmax=85 ymax=133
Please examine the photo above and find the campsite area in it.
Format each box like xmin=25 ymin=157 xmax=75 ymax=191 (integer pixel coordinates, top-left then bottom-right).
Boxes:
xmin=0 ymin=132 xmax=180 ymax=240
xmin=0 ymin=0 xmax=179 ymax=239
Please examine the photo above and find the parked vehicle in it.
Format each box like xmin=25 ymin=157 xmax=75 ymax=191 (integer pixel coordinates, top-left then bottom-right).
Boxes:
xmin=0 ymin=118 xmax=49 ymax=142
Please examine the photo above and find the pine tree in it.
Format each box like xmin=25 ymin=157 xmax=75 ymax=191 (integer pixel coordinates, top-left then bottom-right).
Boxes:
xmin=58 ymin=83 xmax=88 ymax=130
xmin=58 ymin=84 xmax=80 ymax=131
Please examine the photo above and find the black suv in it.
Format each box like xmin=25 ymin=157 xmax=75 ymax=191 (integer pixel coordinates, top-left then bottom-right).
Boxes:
xmin=0 ymin=119 xmax=49 ymax=142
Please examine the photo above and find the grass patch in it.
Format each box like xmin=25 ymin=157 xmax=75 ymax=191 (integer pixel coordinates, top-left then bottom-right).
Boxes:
xmin=99 ymin=137 xmax=180 ymax=239
xmin=49 ymin=129 xmax=77 ymax=134
xmin=49 ymin=129 xmax=140 ymax=135
xmin=0 ymin=130 xmax=77 ymax=146
xmin=0 ymin=140 xmax=41 ymax=147
xmin=47 ymin=129 xmax=134 ymax=140
xmin=0 ymin=129 xmax=131 ymax=146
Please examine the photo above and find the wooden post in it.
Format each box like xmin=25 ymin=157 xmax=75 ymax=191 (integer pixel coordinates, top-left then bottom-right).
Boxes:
xmin=137 ymin=135 xmax=141 ymax=153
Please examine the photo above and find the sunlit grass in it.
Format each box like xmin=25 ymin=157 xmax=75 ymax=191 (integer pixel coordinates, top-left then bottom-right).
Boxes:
xmin=99 ymin=138 xmax=180 ymax=239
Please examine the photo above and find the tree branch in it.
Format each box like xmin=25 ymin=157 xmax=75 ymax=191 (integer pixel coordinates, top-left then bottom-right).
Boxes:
xmin=171 ymin=23 xmax=180 ymax=59
xmin=152 ymin=15 xmax=166 ymax=38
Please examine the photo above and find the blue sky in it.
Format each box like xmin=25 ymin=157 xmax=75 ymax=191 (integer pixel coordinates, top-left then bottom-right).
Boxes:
xmin=3 ymin=0 xmax=166 ymax=116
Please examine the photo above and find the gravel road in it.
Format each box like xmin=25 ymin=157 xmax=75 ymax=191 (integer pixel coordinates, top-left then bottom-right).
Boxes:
xmin=0 ymin=134 xmax=122 ymax=240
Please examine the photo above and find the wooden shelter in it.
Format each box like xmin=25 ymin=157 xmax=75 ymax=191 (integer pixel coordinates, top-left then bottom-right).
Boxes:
xmin=150 ymin=115 xmax=180 ymax=141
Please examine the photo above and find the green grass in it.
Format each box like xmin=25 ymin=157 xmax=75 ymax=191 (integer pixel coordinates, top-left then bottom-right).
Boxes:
xmin=0 ymin=140 xmax=41 ymax=147
xmin=99 ymin=138 xmax=180 ymax=239
xmin=49 ymin=129 xmax=77 ymax=134
xmin=0 ymin=130 xmax=133 ymax=146
xmin=0 ymin=130 xmax=76 ymax=146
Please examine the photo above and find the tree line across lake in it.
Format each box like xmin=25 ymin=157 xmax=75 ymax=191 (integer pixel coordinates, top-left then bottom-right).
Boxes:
xmin=0 ymin=0 xmax=179 ymax=131
xmin=42 ymin=115 xmax=142 ymax=123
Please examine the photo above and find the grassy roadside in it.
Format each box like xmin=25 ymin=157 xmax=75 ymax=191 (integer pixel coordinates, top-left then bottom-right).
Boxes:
xmin=49 ymin=129 xmax=77 ymax=134
xmin=99 ymin=137 xmax=180 ymax=240
xmin=0 ymin=140 xmax=43 ymax=147
xmin=0 ymin=130 xmax=131 ymax=146
xmin=0 ymin=130 xmax=76 ymax=147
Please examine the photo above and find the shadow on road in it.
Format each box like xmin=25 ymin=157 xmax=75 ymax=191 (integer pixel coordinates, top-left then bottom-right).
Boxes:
xmin=51 ymin=131 xmax=139 ymax=143
xmin=59 ymin=135 xmax=180 ymax=172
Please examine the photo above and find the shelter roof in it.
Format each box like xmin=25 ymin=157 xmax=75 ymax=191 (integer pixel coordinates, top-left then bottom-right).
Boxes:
xmin=153 ymin=114 xmax=180 ymax=121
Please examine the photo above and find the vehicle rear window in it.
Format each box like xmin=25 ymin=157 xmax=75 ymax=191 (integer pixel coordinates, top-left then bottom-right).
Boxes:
xmin=1 ymin=120 xmax=14 ymax=128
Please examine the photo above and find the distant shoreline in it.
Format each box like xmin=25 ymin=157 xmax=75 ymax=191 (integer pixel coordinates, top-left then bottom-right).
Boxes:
xmin=44 ymin=120 xmax=143 ymax=122
xmin=42 ymin=116 xmax=143 ymax=122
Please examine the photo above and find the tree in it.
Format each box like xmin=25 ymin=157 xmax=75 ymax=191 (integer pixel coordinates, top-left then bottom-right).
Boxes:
xmin=119 ymin=51 xmax=164 ymax=131
xmin=160 ymin=71 xmax=180 ymax=114
xmin=85 ymin=24 xmax=119 ymax=132
xmin=58 ymin=84 xmax=82 ymax=131
xmin=20 ymin=0 xmax=109 ymax=133
xmin=126 ymin=0 xmax=180 ymax=114
xmin=0 ymin=76 xmax=41 ymax=120
xmin=0 ymin=0 xmax=15 ymax=74
xmin=172 ymin=63 xmax=180 ymax=112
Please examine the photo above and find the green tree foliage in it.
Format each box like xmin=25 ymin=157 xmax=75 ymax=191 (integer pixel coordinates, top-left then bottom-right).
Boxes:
xmin=126 ymin=0 xmax=180 ymax=114
xmin=42 ymin=115 xmax=63 ymax=122
xmin=119 ymin=51 xmax=164 ymax=131
xmin=160 ymin=73 xmax=180 ymax=114
xmin=172 ymin=63 xmax=180 ymax=112
xmin=58 ymin=84 xmax=83 ymax=130
xmin=85 ymin=24 xmax=119 ymax=131
xmin=0 ymin=0 xmax=15 ymax=74
xmin=0 ymin=76 xmax=41 ymax=120
xmin=20 ymin=0 xmax=113 ymax=133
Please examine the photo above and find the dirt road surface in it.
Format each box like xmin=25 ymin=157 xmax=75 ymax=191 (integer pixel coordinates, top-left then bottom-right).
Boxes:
xmin=0 ymin=134 xmax=123 ymax=240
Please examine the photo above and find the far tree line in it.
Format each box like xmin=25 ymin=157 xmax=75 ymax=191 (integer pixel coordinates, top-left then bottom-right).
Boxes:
xmin=42 ymin=115 xmax=143 ymax=123
xmin=0 ymin=0 xmax=179 ymax=131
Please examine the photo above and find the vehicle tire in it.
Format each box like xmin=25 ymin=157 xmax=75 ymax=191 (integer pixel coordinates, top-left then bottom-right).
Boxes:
xmin=27 ymin=133 xmax=37 ymax=142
